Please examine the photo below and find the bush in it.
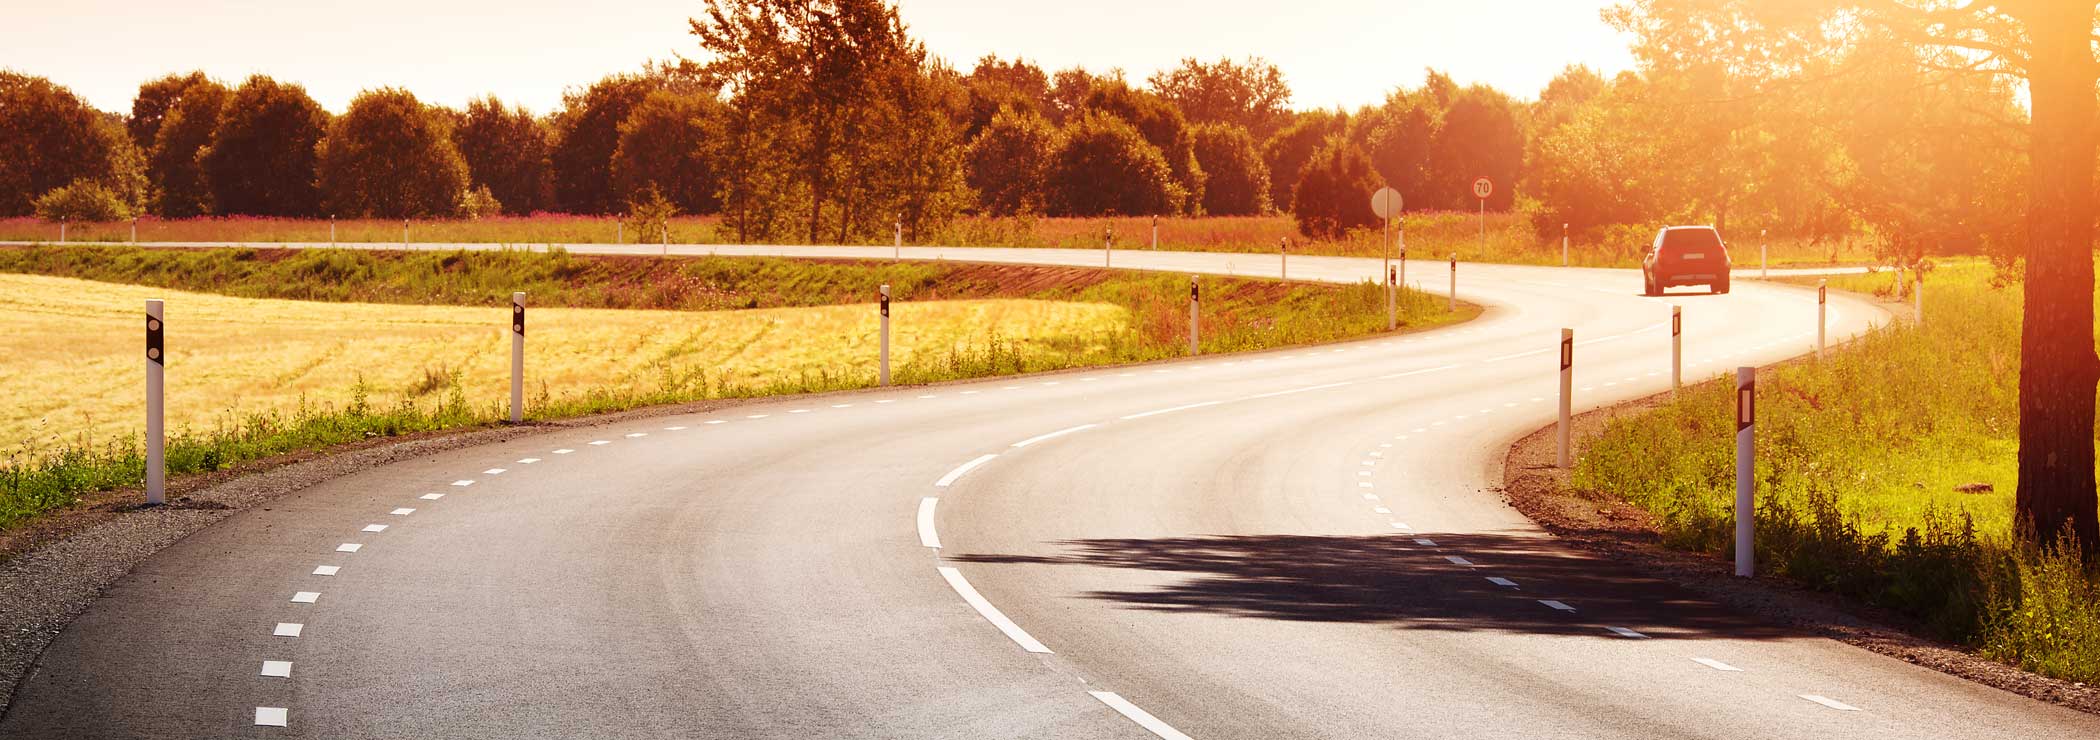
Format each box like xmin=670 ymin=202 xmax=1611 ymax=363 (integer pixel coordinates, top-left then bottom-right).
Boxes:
xmin=34 ymin=180 xmax=134 ymax=222
xmin=1045 ymin=112 xmax=1180 ymax=217
xmin=458 ymin=185 xmax=503 ymax=220
xmin=1291 ymin=137 xmax=1380 ymax=239
xmin=1190 ymin=122 xmax=1270 ymax=216
xmin=967 ymin=106 xmax=1056 ymax=216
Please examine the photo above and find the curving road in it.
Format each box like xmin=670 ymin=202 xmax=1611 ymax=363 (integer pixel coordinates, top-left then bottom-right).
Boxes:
xmin=4 ymin=244 xmax=2094 ymax=739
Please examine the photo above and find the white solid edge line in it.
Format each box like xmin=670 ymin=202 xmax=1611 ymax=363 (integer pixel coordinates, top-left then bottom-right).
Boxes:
xmin=1011 ymin=424 xmax=1098 ymax=448
xmin=1800 ymin=694 xmax=1861 ymax=711
xmin=1692 ymin=657 xmax=1743 ymax=672
xmin=1089 ymin=691 xmax=1195 ymax=740
xmin=937 ymin=567 xmax=1051 ymax=653
xmin=1484 ymin=348 xmax=1549 ymax=362
xmin=1120 ymin=401 xmax=1222 ymax=420
xmin=936 ymin=454 xmax=999 ymax=487
xmin=917 ymin=498 xmax=941 ymax=548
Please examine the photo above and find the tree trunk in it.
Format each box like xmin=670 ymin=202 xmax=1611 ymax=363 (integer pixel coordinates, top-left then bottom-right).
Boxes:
xmin=2012 ymin=3 xmax=2100 ymax=553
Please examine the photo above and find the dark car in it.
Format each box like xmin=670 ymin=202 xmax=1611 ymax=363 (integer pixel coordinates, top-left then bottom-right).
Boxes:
xmin=1642 ymin=226 xmax=1731 ymax=295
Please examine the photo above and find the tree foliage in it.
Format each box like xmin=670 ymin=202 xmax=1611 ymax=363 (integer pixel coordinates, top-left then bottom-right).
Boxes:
xmin=551 ymin=74 xmax=657 ymax=215
xmin=1292 ymin=137 xmax=1380 ymax=239
xmin=1190 ymin=122 xmax=1269 ymax=216
xmin=199 ymin=75 xmax=328 ymax=217
xmin=317 ymin=88 xmax=470 ymax=218
xmin=1046 ymin=111 xmax=1176 ymax=217
xmin=143 ymin=73 xmax=229 ymax=217
xmin=1148 ymin=56 xmax=1292 ymax=143
xmin=455 ymin=96 xmax=553 ymax=215
xmin=612 ymin=89 xmax=724 ymax=215
xmin=966 ymin=106 xmax=1055 ymax=216
xmin=1084 ymin=80 xmax=1202 ymax=213
xmin=1261 ymin=109 xmax=1345 ymax=212
xmin=34 ymin=179 xmax=133 ymax=222
xmin=0 ymin=72 xmax=143 ymax=217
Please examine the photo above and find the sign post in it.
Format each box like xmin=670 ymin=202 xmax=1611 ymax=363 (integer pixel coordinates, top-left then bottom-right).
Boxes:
xmin=1372 ymin=187 xmax=1404 ymax=332
xmin=879 ymin=284 xmax=892 ymax=386
xmin=510 ymin=293 xmax=525 ymax=423
xmin=1736 ymin=366 xmax=1756 ymax=578
xmin=1557 ymin=328 xmax=1573 ymax=469
xmin=1472 ymin=177 xmax=1493 ymax=252
xmin=1671 ymin=305 xmax=1683 ymax=394
xmin=146 ymin=299 xmax=165 ymax=506
xmin=1189 ymin=276 xmax=1200 ymax=356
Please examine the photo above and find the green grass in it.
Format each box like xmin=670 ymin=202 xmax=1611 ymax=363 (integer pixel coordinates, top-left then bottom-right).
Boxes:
xmin=0 ymin=246 xmax=1469 ymax=534
xmin=1569 ymin=262 xmax=2099 ymax=682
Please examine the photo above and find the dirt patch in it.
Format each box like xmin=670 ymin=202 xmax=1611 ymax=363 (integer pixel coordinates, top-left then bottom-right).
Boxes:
xmin=1501 ymin=378 xmax=2100 ymax=716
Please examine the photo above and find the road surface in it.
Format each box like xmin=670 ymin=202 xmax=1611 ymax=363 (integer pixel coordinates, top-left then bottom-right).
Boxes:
xmin=4 ymin=243 xmax=2091 ymax=739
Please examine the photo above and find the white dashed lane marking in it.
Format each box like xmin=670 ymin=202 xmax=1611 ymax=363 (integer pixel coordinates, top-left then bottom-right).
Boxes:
xmin=390 ymin=508 xmax=414 ymax=515
xmin=518 ymin=458 xmax=541 ymax=464
xmin=1445 ymin=556 xmax=1473 ymax=566
xmin=589 ymin=440 xmax=612 ymax=446
xmin=362 ymin=524 xmax=388 ymax=533
xmin=419 ymin=493 xmax=443 ymax=500
xmin=553 ymin=448 xmax=576 ymax=454
xmin=260 ymin=660 xmax=292 ymax=678
xmin=1801 ymin=695 xmax=1861 ymax=711
xmin=625 ymin=432 xmax=647 ymax=438
xmin=336 ymin=544 xmax=362 ymax=553
xmin=312 ymin=566 xmax=339 ymax=576
xmin=1692 ymin=658 xmax=1743 ymax=672
xmin=937 ymin=567 xmax=1051 ymax=653
xmin=451 ymin=480 xmax=475 ymax=486
xmin=1605 ymin=626 xmax=1649 ymax=639
xmin=1538 ymin=600 xmax=1576 ymax=612
xmin=1486 ymin=577 xmax=1518 ymax=588
xmin=1011 ymin=424 xmax=1098 ymax=448
xmin=290 ymin=592 xmax=320 ymax=604
xmin=255 ymin=707 xmax=288 ymax=727
xmin=1413 ymin=538 xmax=1436 ymax=546
xmin=273 ymin=623 xmax=303 ymax=638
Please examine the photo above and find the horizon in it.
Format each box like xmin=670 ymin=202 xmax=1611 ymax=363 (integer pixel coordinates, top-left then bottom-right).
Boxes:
xmin=8 ymin=0 xmax=1635 ymax=115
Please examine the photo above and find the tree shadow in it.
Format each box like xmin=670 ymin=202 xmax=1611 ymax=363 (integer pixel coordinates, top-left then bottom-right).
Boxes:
xmin=953 ymin=531 xmax=1797 ymax=641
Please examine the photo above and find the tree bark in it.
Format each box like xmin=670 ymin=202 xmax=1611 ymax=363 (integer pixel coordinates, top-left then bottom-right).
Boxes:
xmin=2012 ymin=2 xmax=2100 ymax=552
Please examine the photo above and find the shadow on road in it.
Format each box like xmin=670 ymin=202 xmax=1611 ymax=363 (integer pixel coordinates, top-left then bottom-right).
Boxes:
xmin=954 ymin=531 xmax=1797 ymax=641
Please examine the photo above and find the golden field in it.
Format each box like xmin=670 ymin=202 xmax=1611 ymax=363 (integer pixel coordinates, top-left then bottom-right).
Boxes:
xmin=0 ymin=273 xmax=1129 ymax=449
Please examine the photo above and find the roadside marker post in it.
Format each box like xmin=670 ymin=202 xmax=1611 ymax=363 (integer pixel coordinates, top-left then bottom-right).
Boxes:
xmin=1280 ymin=238 xmax=1288 ymax=282
xmin=879 ymin=284 xmax=892 ymax=386
xmin=1151 ymin=215 xmax=1159 ymax=250
xmin=131 ymin=217 xmax=138 ymax=244
xmin=1387 ymin=266 xmax=1398 ymax=331
xmin=894 ymin=219 xmax=902 ymax=261
xmin=329 ymin=215 xmax=335 ymax=244
xmin=1671 ymin=306 xmax=1683 ymax=394
xmin=1104 ymin=223 xmax=1112 ymax=268
xmin=1189 ymin=276 xmax=1200 ymax=356
xmin=146 ymin=299 xmax=165 ymax=505
xmin=1915 ymin=274 xmax=1924 ymax=327
xmin=1448 ymin=254 xmax=1457 ymax=313
xmin=1736 ymin=366 xmax=1756 ymax=578
xmin=617 ymin=220 xmax=623 ymax=244
xmin=1562 ymin=223 xmax=1569 ymax=267
xmin=1760 ymin=229 xmax=1768 ymax=279
xmin=403 ymin=219 xmax=409 ymax=247
xmin=1557 ymin=328 xmax=1573 ymax=469
xmin=59 ymin=218 xmax=66 ymax=244
xmin=1817 ymin=280 xmax=1827 ymax=359
xmin=509 ymin=293 xmax=525 ymax=424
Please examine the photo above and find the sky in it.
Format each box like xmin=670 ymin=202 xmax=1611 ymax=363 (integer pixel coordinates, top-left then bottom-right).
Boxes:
xmin=7 ymin=0 xmax=1638 ymax=115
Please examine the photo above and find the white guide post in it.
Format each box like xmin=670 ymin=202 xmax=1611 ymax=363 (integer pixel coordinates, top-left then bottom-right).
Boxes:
xmin=1736 ymin=366 xmax=1756 ymax=578
xmin=1189 ymin=276 xmax=1200 ymax=356
xmin=403 ymin=219 xmax=409 ymax=247
xmin=894 ymin=220 xmax=902 ymax=261
xmin=1671 ymin=305 xmax=1683 ymax=394
xmin=510 ymin=292 xmax=525 ymax=423
xmin=1557 ymin=328 xmax=1573 ymax=469
xmin=145 ymin=299 xmax=165 ymax=505
xmin=1280 ymin=238 xmax=1288 ymax=282
xmin=1562 ymin=222 xmax=1569 ymax=267
xmin=879 ymin=284 xmax=892 ymax=386
xmin=1151 ymin=215 xmax=1159 ymax=250
xmin=1448 ymin=254 xmax=1457 ymax=313
xmin=1817 ymin=280 xmax=1827 ymax=359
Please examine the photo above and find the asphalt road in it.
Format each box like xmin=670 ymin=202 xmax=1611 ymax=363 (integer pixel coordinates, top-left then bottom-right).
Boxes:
xmin=4 ymin=243 xmax=2094 ymax=738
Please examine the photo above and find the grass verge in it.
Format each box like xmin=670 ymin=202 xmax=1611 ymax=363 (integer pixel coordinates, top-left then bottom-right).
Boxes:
xmin=0 ymin=246 xmax=1472 ymax=534
xmin=1566 ymin=263 xmax=2099 ymax=683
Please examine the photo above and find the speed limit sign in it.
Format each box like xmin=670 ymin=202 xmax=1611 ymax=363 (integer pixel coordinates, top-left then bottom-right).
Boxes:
xmin=1472 ymin=177 xmax=1493 ymax=200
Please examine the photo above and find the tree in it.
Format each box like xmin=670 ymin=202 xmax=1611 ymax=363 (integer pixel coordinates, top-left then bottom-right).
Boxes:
xmin=129 ymin=72 xmax=208 ymax=153
xmin=611 ymin=89 xmax=723 ymax=214
xmin=1190 ymin=122 xmax=1270 ymax=216
xmin=144 ymin=74 xmax=230 ymax=217
xmin=967 ymin=106 xmax=1056 ymax=216
xmin=1427 ymin=83 xmax=1525 ymax=211
xmin=0 ymin=72 xmax=143 ymax=217
xmin=1609 ymin=0 xmax=2100 ymax=550
xmin=964 ymin=56 xmax=1052 ymax=137
xmin=1262 ymin=110 xmax=1345 ymax=212
xmin=1147 ymin=56 xmax=1293 ymax=142
xmin=1084 ymin=80 xmax=1203 ymax=213
xmin=1045 ymin=111 xmax=1177 ymax=217
xmin=199 ymin=75 xmax=328 ymax=216
xmin=316 ymin=88 xmax=469 ymax=218
xmin=692 ymin=0 xmax=970 ymax=242
xmin=1292 ymin=137 xmax=1381 ymax=239
xmin=1350 ymin=88 xmax=1438 ymax=207
xmin=550 ymin=74 xmax=657 ymax=214
xmin=455 ymin=96 xmax=554 ymax=215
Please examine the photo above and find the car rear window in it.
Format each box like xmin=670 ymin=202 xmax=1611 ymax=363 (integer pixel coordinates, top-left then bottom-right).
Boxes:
xmin=1662 ymin=229 xmax=1722 ymax=254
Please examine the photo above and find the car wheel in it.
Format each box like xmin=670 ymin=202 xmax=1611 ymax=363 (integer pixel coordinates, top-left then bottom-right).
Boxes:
xmin=1713 ymin=279 xmax=1730 ymax=294
xmin=1643 ymin=273 xmax=1659 ymax=296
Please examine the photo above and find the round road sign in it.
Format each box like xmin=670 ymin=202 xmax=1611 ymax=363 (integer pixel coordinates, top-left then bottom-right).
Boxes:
xmin=1370 ymin=187 xmax=1403 ymax=220
xmin=1472 ymin=177 xmax=1493 ymax=200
